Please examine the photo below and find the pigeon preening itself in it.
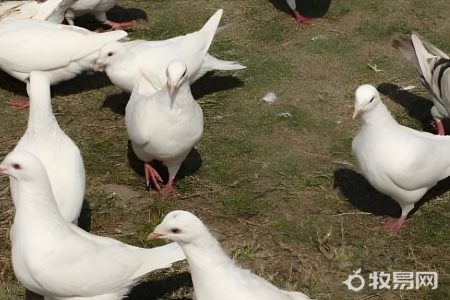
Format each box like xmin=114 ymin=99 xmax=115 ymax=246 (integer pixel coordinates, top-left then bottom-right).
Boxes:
xmin=149 ymin=210 xmax=311 ymax=300
xmin=93 ymin=9 xmax=245 ymax=94
xmin=352 ymin=84 xmax=450 ymax=232
xmin=125 ymin=60 xmax=203 ymax=195
xmin=285 ymin=0 xmax=312 ymax=24
xmin=391 ymin=32 xmax=450 ymax=135
xmin=0 ymin=18 xmax=127 ymax=107
xmin=13 ymin=71 xmax=85 ymax=224
xmin=0 ymin=0 xmax=77 ymax=23
xmin=0 ymin=150 xmax=186 ymax=300
xmin=65 ymin=0 xmax=137 ymax=30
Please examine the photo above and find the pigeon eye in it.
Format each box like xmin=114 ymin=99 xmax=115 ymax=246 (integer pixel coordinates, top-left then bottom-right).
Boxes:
xmin=182 ymin=70 xmax=187 ymax=77
xmin=107 ymin=52 xmax=113 ymax=57
xmin=12 ymin=163 xmax=21 ymax=170
xmin=171 ymin=228 xmax=181 ymax=234
xmin=369 ymin=97 xmax=374 ymax=103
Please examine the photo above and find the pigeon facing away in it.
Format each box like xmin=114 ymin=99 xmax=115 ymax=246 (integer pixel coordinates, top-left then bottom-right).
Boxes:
xmin=13 ymin=71 xmax=85 ymax=224
xmin=391 ymin=32 xmax=450 ymax=135
xmin=149 ymin=210 xmax=311 ymax=300
xmin=94 ymin=9 xmax=245 ymax=94
xmin=0 ymin=18 xmax=126 ymax=107
xmin=65 ymin=0 xmax=137 ymax=30
xmin=285 ymin=0 xmax=312 ymax=24
xmin=0 ymin=0 xmax=77 ymax=23
xmin=0 ymin=150 xmax=186 ymax=300
xmin=125 ymin=60 xmax=203 ymax=195
xmin=352 ymin=84 xmax=450 ymax=232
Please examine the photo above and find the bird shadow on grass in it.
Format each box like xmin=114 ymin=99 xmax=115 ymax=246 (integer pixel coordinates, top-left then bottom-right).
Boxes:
xmin=191 ymin=73 xmax=244 ymax=100
xmin=102 ymin=92 xmax=130 ymax=115
xmin=127 ymin=141 xmax=203 ymax=190
xmin=376 ymin=82 xmax=439 ymax=133
xmin=334 ymin=168 xmax=450 ymax=219
xmin=53 ymin=72 xmax=112 ymax=97
xmin=268 ymin=0 xmax=332 ymax=18
xmin=128 ymin=272 xmax=192 ymax=300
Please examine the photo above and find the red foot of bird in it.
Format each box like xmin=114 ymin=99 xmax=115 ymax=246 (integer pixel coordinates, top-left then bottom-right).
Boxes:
xmin=293 ymin=10 xmax=312 ymax=24
xmin=104 ymin=20 xmax=137 ymax=31
xmin=144 ymin=162 xmax=163 ymax=191
xmin=434 ymin=120 xmax=445 ymax=136
xmin=7 ymin=98 xmax=30 ymax=109
xmin=380 ymin=215 xmax=407 ymax=233
xmin=159 ymin=180 xmax=177 ymax=197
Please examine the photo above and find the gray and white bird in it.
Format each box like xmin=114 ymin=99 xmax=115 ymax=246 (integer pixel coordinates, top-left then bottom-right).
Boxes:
xmin=125 ymin=60 xmax=203 ymax=195
xmin=65 ymin=0 xmax=136 ymax=30
xmin=352 ymin=84 xmax=450 ymax=232
xmin=0 ymin=0 xmax=77 ymax=23
xmin=13 ymin=71 xmax=85 ymax=224
xmin=0 ymin=150 xmax=186 ymax=300
xmin=94 ymin=9 xmax=245 ymax=95
xmin=391 ymin=32 xmax=450 ymax=135
xmin=0 ymin=18 xmax=126 ymax=107
xmin=149 ymin=210 xmax=311 ymax=300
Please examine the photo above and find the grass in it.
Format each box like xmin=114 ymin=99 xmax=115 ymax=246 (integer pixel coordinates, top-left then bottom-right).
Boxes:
xmin=1 ymin=0 xmax=450 ymax=299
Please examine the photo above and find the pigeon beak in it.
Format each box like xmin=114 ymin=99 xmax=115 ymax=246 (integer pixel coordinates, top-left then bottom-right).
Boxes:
xmin=352 ymin=109 xmax=362 ymax=120
xmin=93 ymin=61 xmax=105 ymax=72
xmin=168 ymin=83 xmax=176 ymax=96
xmin=147 ymin=232 xmax=164 ymax=240
xmin=0 ymin=166 xmax=5 ymax=173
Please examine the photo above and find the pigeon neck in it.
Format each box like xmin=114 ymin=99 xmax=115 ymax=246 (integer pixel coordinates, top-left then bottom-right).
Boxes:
xmin=170 ymin=82 xmax=192 ymax=109
xmin=27 ymin=85 xmax=59 ymax=133
xmin=362 ymin=103 xmax=396 ymax=126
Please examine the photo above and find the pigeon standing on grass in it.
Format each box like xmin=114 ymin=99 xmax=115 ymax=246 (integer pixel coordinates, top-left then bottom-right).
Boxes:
xmin=285 ymin=0 xmax=312 ymax=24
xmin=0 ymin=150 xmax=186 ymax=300
xmin=352 ymin=84 xmax=450 ymax=232
xmin=391 ymin=32 xmax=450 ymax=135
xmin=94 ymin=9 xmax=245 ymax=94
xmin=148 ymin=210 xmax=311 ymax=300
xmin=65 ymin=0 xmax=137 ymax=30
xmin=13 ymin=71 xmax=85 ymax=224
xmin=125 ymin=60 xmax=203 ymax=195
xmin=0 ymin=18 xmax=127 ymax=107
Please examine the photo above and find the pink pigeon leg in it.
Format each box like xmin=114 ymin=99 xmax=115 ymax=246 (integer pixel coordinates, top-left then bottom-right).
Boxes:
xmin=144 ymin=162 xmax=163 ymax=191
xmin=380 ymin=214 xmax=408 ymax=233
xmin=104 ymin=20 xmax=137 ymax=31
xmin=160 ymin=178 xmax=177 ymax=197
xmin=6 ymin=98 xmax=30 ymax=109
xmin=435 ymin=120 xmax=445 ymax=135
xmin=292 ymin=10 xmax=312 ymax=24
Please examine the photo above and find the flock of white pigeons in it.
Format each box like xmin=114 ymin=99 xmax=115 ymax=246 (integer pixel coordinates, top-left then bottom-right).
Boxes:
xmin=0 ymin=0 xmax=448 ymax=299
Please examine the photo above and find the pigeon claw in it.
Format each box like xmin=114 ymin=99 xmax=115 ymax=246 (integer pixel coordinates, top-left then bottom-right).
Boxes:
xmin=380 ymin=216 xmax=408 ymax=233
xmin=292 ymin=10 xmax=312 ymax=25
xmin=7 ymin=98 xmax=30 ymax=109
xmin=104 ymin=20 xmax=138 ymax=31
xmin=144 ymin=162 xmax=163 ymax=191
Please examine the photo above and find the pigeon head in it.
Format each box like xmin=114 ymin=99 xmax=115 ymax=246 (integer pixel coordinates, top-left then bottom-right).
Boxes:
xmin=148 ymin=210 xmax=207 ymax=243
xmin=353 ymin=84 xmax=381 ymax=119
xmin=166 ymin=60 xmax=188 ymax=96
xmin=0 ymin=150 xmax=45 ymax=182
xmin=94 ymin=42 xmax=127 ymax=72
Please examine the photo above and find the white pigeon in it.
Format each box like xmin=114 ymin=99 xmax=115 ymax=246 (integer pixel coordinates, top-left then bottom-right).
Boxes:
xmin=93 ymin=9 xmax=245 ymax=94
xmin=0 ymin=0 xmax=77 ymax=23
xmin=148 ymin=210 xmax=311 ymax=300
xmin=352 ymin=84 xmax=450 ymax=232
xmin=65 ymin=0 xmax=136 ymax=30
xmin=391 ymin=32 xmax=450 ymax=135
xmin=0 ymin=150 xmax=186 ymax=300
xmin=284 ymin=0 xmax=312 ymax=24
xmin=12 ymin=71 xmax=85 ymax=224
xmin=125 ymin=60 xmax=203 ymax=195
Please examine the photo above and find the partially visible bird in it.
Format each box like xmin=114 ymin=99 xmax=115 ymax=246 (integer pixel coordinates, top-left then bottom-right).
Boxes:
xmin=0 ymin=0 xmax=77 ymax=23
xmin=148 ymin=210 xmax=311 ymax=300
xmin=94 ymin=9 xmax=245 ymax=94
xmin=65 ymin=0 xmax=137 ymax=30
xmin=0 ymin=18 xmax=127 ymax=107
xmin=352 ymin=84 xmax=450 ymax=232
xmin=0 ymin=150 xmax=186 ymax=300
xmin=285 ymin=0 xmax=312 ymax=24
xmin=125 ymin=60 xmax=203 ymax=195
xmin=13 ymin=71 xmax=85 ymax=224
xmin=391 ymin=32 xmax=450 ymax=135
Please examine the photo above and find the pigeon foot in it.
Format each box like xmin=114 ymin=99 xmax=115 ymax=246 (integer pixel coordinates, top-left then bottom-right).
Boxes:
xmin=380 ymin=215 xmax=407 ymax=233
xmin=7 ymin=98 xmax=30 ymax=109
xmin=293 ymin=10 xmax=312 ymax=25
xmin=104 ymin=20 xmax=137 ymax=31
xmin=144 ymin=162 xmax=163 ymax=191
xmin=159 ymin=179 xmax=177 ymax=197
xmin=435 ymin=120 xmax=446 ymax=136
